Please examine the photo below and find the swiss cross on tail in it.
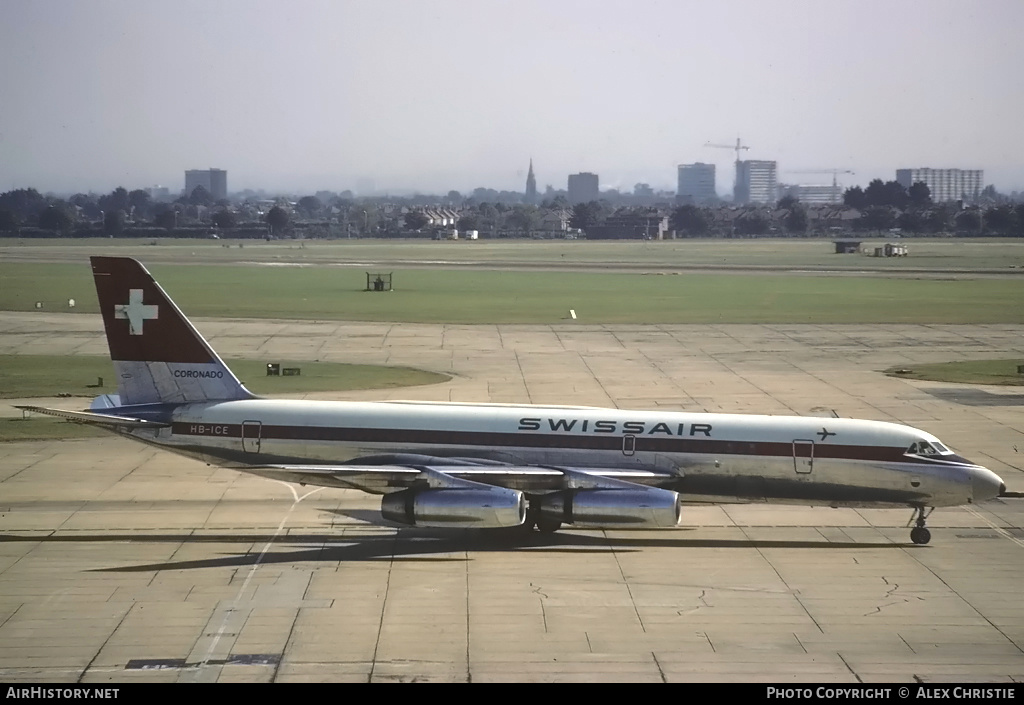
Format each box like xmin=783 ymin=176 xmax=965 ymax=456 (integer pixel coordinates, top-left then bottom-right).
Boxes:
xmin=91 ymin=256 xmax=214 ymax=364
xmin=114 ymin=289 xmax=158 ymax=335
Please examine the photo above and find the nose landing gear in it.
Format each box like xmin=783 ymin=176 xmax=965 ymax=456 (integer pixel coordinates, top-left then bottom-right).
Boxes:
xmin=908 ymin=506 xmax=933 ymax=545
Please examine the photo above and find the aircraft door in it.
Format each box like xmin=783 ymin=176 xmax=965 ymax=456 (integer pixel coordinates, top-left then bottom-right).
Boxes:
xmin=242 ymin=420 xmax=262 ymax=454
xmin=792 ymin=439 xmax=814 ymax=474
xmin=622 ymin=434 xmax=636 ymax=457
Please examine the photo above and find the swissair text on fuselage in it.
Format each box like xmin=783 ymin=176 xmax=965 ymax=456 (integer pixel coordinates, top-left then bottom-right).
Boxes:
xmin=518 ymin=418 xmax=713 ymax=437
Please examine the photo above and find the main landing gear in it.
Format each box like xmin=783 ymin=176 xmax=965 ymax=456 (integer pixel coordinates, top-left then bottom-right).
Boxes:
xmin=523 ymin=506 xmax=561 ymax=534
xmin=909 ymin=506 xmax=933 ymax=545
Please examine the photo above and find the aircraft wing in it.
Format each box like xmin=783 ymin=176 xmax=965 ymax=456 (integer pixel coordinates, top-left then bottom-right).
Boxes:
xmin=15 ymin=405 xmax=171 ymax=430
xmin=243 ymin=462 xmax=674 ymax=495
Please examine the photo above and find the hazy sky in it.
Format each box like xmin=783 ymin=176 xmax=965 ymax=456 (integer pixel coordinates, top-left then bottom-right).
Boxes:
xmin=2 ymin=0 xmax=1021 ymax=196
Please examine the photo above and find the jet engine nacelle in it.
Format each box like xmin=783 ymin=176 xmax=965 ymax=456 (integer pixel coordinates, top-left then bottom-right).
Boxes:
xmin=535 ymin=487 xmax=681 ymax=528
xmin=381 ymin=487 xmax=526 ymax=528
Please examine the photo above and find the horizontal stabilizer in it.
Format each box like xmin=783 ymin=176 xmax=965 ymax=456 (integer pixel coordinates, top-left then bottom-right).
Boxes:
xmin=90 ymin=394 xmax=122 ymax=409
xmin=15 ymin=405 xmax=171 ymax=430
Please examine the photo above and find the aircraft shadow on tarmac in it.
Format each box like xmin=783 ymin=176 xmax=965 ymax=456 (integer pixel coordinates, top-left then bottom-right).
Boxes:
xmin=0 ymin=509 xmax=913 ymax=573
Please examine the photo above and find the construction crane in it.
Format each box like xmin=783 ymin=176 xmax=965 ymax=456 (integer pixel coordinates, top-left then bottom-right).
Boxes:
xmin=704 ymin=138 xmax=751 ymax=198
xmin=704 ymin=137 xmax=751 ymax=164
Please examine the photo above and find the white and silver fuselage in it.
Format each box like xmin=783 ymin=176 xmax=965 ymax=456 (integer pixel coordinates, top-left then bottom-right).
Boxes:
xmin=122 ymin=398 xmax=1003 ymax=509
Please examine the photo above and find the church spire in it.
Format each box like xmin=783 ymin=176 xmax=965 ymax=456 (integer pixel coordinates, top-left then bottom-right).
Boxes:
xmin=525 ymin=158 xmax=537 ymax=204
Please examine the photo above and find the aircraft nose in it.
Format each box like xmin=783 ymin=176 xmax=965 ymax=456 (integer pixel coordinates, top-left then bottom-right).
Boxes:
xmin=971 ymin=466 xmax=1005 ymax=503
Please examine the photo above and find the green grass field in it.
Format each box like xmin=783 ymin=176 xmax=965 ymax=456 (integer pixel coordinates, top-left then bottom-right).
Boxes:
xmin=5 ymin=237 xmax=1024 ymax=271
xmin=0 ymin=355 xmax=449 ymax=400
xmin=2 ymin=261 xmax=1023 ymax=324
xmin=886 ymin=359 xmax=1024 ymax=386
xmin=0 ymin=417 xmax=107 ymax=442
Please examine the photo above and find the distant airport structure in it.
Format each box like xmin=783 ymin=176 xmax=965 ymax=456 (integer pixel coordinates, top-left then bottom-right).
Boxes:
xmin=735 ymin=160 xmax=777 ymax=205
xmin=525 ymin=159 xmax=537 ymax=204
xmin=778 ymin=184 xmax=842 ymax=205
xmin=896 ymin=168 xmax=983 ymax=203
xmin=568 ymin=172 xmax=599 ymax=204
xmin=676 ymin=163 xmax=716 ymax=204
xmin=146 ymin=185 xmax=170 ymax=201
xmin=184 ymin=168 xmax=228 ymax=201
xmin=586 ymin=212 xmax=669 ymax=240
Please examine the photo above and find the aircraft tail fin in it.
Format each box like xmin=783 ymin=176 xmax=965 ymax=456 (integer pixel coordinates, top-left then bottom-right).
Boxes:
xmin=90 ymin=256 xmax=254 ymax=405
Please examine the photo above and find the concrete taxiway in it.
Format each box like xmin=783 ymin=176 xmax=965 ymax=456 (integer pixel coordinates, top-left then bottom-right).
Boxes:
xmin=1 ymin=312 xmax=1022 ymax=682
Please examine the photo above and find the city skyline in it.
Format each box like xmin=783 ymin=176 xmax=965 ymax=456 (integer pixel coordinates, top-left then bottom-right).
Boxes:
xmin=2 ymin=0 xmax=1022 ymax=196
xmin=8 ymin=161 xmax=1003 ymax=203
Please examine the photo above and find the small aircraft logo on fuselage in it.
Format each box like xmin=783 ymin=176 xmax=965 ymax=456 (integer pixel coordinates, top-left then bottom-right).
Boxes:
xmin=817 ymin=427 xmax=836 ymax=441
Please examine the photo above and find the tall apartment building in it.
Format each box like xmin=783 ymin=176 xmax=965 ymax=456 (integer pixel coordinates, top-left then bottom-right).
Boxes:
xmin=184 ymin=168 xmax=228 ymax=201
xmin=676 ymin=163 xmax=716 ymax=204
xmin=568 ymin=172 xmax=599 ymax=204
xmin=735 ymin=160 xmax=777 ymax=205
xmin=895 ymin=168 xmax=983 ymax=203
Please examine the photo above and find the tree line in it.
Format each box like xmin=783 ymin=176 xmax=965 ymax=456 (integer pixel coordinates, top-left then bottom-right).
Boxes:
xmin=0 ymin=185 xmax=305 ymax=237
xmin=839 ymin=180 xmax=1024 ymax=235
xmin=665 ymin=181 xmax=1024 ymax=237
xmin=3 ymin=180 xmax=1024 ymax=239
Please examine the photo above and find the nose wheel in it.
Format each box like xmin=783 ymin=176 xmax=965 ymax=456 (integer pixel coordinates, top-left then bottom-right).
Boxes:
xmin=909 ymin=506 xmax=933 ymax=545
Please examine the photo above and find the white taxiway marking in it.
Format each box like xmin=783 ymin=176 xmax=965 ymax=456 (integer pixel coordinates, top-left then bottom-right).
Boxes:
xmin=188 ymin=481 xmax=324 ymax=680
xmin=966 ymin=506 xmax=1024 ymax=549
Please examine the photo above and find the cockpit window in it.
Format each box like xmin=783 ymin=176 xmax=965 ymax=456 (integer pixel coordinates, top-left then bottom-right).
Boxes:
xmin=908 ymin=441 xmax=942 ymax=456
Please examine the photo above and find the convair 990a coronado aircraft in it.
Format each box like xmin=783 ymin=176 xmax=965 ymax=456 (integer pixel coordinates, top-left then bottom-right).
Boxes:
xmin=20 ymin=257 xmax=1005 ymax=545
